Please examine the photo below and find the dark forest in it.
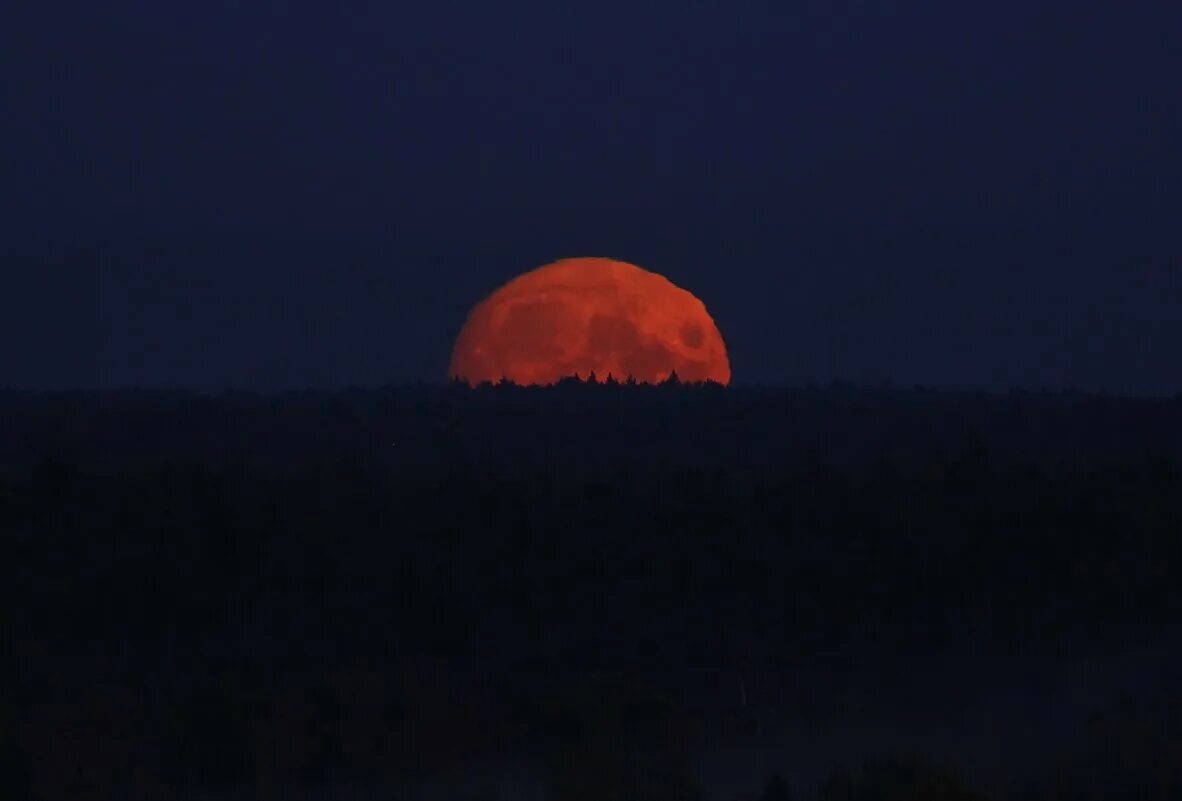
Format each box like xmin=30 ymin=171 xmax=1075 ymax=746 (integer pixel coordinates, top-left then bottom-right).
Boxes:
xmin=4 ymin=383 xmax=1181 ymax=800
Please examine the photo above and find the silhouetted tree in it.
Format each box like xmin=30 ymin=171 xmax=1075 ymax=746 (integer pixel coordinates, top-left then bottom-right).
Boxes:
xmin=538 ymin=672 xmax=702 ymax=801
xmin=819 ymin=757 xmax=985 ymax=801
xmin=819 ymin=767 xmax=855 ymax=801
xmin=758 ymin=772 xmax=795 ymax=801
xmin=1016 ymin=694 xmax=1182 ymax=800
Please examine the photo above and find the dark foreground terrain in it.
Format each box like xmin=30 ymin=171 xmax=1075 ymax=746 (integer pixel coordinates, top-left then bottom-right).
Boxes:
xmin=3 ymin=382 xmax=1182 ymax=800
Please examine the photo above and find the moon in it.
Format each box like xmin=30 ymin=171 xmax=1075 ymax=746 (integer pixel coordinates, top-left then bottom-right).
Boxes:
xmin=449 ymin=257 xmax=731 ymax=386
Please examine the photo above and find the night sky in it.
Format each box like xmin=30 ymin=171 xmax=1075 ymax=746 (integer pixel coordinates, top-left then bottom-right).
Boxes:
xmin=3 ymin=0 xmax=1179 ymax=393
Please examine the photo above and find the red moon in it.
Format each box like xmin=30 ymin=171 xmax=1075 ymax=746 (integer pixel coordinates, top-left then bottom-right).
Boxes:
xmin=449 ymin=257 xmax=731 ymax=386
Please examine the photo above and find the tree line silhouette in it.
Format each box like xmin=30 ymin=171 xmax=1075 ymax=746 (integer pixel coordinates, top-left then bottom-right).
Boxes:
xmin=2 ymin=382 xmax=1180 ymax=799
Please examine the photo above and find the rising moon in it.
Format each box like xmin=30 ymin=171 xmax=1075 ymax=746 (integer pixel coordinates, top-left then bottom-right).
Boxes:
xmin=449 ymin=257 xmax=731 ymax=386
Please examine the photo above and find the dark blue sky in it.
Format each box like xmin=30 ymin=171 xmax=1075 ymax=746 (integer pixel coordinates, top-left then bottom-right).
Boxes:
xmin=3 ymin=0 xmax=1179 ymax=392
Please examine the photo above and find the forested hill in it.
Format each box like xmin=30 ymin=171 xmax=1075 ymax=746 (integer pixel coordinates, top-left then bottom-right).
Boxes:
xmin=2 ymin=383 xmax=1180 ymax=475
